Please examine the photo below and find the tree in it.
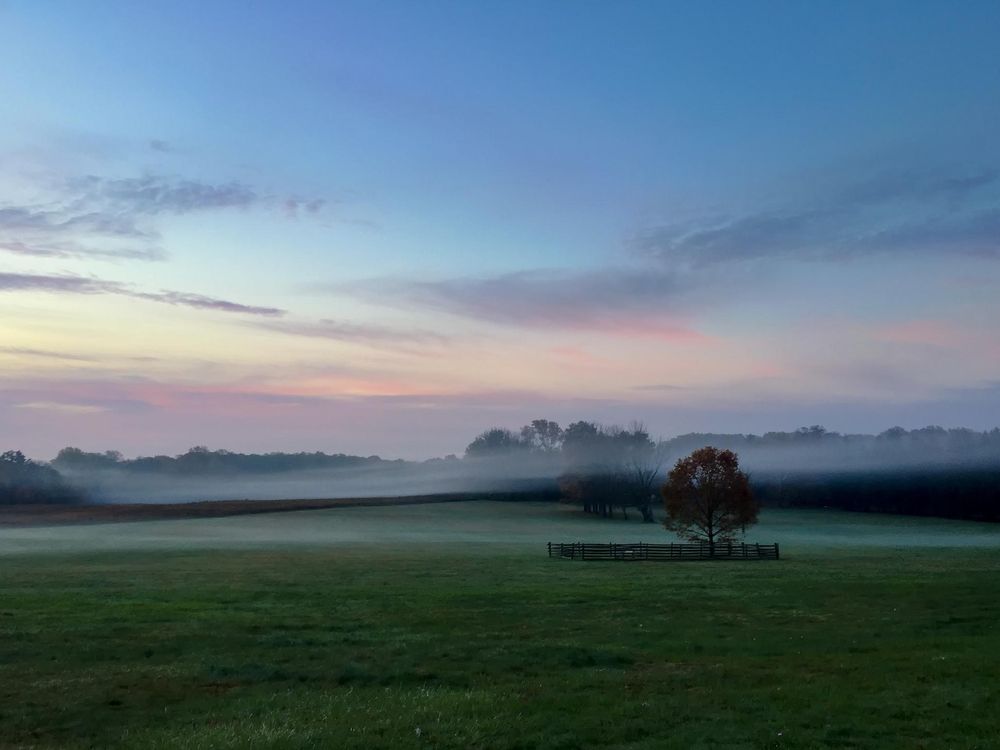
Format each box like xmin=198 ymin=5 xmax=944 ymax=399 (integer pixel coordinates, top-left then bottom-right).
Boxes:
xmin=560 ymin=421 xmax=603 ymax=466
xmin=559 ymin=421 xmax=619 ymax=518
xmin=661 ymin=446 xmax=757 ymax=549
xmin=623 ymin=428 xmax=666 ymax=523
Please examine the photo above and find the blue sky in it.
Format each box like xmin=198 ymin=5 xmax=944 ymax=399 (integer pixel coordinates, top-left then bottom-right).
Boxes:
xmin=1 ymin=1 xmax=999 ymax=458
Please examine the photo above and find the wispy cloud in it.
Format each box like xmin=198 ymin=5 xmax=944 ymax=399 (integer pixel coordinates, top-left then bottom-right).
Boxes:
xmin=254 ymin=318 xmax=450 ymax=348
xmin=68 ymin=174 xmax=259 ymax=215
xmin=133 ymin=290 xmax=284 ymax=316
xmin=333 ymin=268 xmax=707 ymax=340
xmin=0 ymin=346 xmax=161 ymax=364
xmin=0 ymin=271 xmax=285 ymax=316
xmin=0 ymin=238 xmax=165 ymax=261
xmin=13 ymin=400 xmax=107 ymax=414
xmin=0 ymin=346 xmax=98 ymax=362
xmin=635 ymin=166 xmax=1000 ymax=266
xmin=0 ymin=171 xmax=325 ymax=263
xmin=0 ymin=271 xmax=123 ymax=295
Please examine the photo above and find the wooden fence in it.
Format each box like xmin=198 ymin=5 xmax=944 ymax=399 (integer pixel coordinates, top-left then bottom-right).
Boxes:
xmin=547 ymin=541 xmax=780 ymax=561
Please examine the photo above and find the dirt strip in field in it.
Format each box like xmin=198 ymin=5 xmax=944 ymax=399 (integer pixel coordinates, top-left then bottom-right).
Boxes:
xmin=0 ymin=493 xmax=489 ymax=527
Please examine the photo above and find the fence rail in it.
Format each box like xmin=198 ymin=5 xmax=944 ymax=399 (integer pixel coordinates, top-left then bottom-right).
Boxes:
xmin=547 ymin=541 xmax=779 ymax=561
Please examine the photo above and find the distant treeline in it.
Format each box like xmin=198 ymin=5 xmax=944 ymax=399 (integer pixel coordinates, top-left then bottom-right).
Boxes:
xmin=45 ymin=423 xmax=1000 ymax=479
xmin=469 ymin=422 xmax=1000 ymax=470
xmin=51 ymin=446 xmax=415 ymax=476
xmin=5 ymin=422 xmax=1000 ymax=515
xmin=664 ymin=425 xmax=1000 ymax=471
xmin=751 ymin=468 xmax=1000 ymax=522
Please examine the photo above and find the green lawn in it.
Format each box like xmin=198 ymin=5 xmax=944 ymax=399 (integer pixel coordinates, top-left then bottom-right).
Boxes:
xmin=1 ymin=504 xmax=999 ymax=748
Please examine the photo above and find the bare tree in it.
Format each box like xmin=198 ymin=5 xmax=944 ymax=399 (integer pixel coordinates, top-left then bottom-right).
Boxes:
xmin=626 ymin=438 xmax=667 ymax=523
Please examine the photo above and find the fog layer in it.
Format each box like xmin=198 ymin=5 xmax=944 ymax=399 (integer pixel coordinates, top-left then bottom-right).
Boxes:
xmin=42 ymin=424 xmax=1000 ymax=505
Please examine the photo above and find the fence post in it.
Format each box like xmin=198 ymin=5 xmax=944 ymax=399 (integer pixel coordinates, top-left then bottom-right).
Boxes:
xmin=775 ymin=543 xmax=780 ymax=560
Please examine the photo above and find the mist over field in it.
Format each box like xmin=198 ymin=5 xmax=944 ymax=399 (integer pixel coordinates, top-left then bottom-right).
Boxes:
xmin=22 ymin=424 xmax=997 ymax=515
xmin=645 ymin=434 xmax=1000 ymax=485
xmin=55 ymin=457 xmax=559 ymax=504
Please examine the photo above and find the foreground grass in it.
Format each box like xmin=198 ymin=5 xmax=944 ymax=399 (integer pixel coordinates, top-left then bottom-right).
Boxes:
xmin=2 ymin=544 xmax=999 ymax=749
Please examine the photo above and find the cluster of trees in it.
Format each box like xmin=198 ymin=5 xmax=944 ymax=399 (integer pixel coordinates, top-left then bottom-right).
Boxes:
xmin=0 ymin=450 xmax=81 ymax=505
xmin=464 ymin=419 xmax=565 ymax=456
xmin=464 ymin=420 xmax=763 ymax=538
xmin=557 ymin=422 xmax=663 ymax=523
xmin=466 ymin=419 xmax=663 ymax=522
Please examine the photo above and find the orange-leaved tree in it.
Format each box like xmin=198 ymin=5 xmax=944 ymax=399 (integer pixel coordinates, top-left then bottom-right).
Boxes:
xmin=661 ymin=446 xmax=757 ymax=549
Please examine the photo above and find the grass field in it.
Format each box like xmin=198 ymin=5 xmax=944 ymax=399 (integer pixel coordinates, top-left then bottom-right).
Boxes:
xmin=2 ymin=502 xmax=999 ymax=748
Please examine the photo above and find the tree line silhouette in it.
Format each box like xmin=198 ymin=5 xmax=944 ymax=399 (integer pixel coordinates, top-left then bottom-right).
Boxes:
xmin=51 ymin=446 xmax=406 ymax=475
xmin=3 ymin=422 xmax=999 ymax=520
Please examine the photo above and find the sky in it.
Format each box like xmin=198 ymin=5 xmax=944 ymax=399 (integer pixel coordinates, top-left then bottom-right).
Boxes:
xmin=1 ymin=0 xmax=999 ymax=460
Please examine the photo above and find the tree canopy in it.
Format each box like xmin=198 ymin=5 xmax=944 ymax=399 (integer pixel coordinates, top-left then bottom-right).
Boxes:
xmin=661 ymin=446 xmax=757 ymax=545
